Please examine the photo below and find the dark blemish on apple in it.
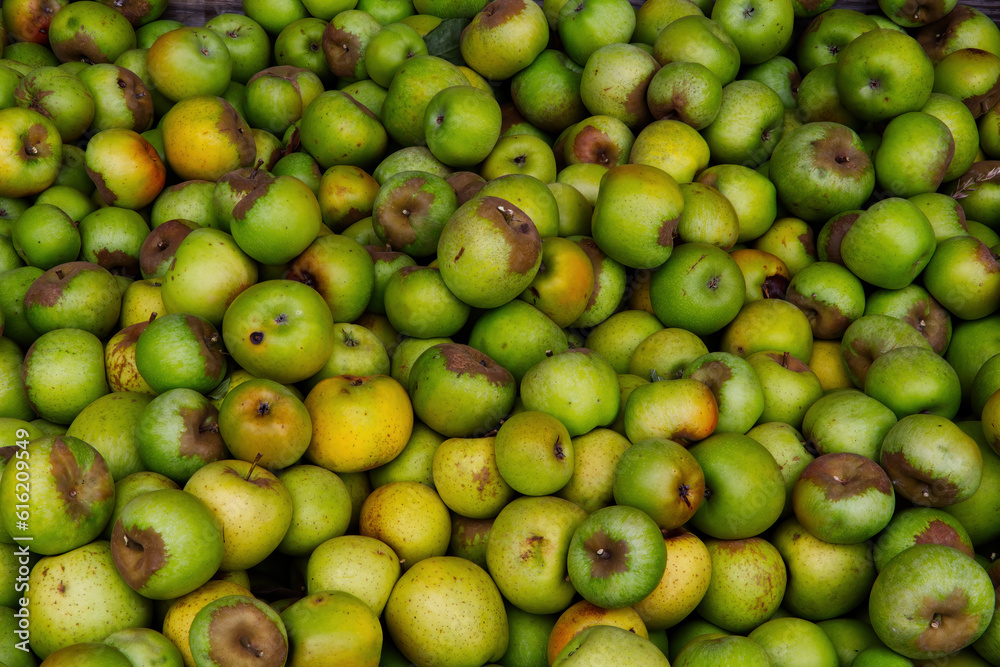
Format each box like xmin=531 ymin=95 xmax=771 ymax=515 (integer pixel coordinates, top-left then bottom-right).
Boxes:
xmin=454 ymin=247 xmax=465 ymax=262
xmin=114 ymin=68 xmax=155 ymax=131
xmin=49 ymin=435 xmax=113 ymax=522
xmin=881 ymin=449 xmax=961 ymax=506
xmin=375 ymin=177 xmax=432 ymax=248
xmin=571 ymin=125 xmax=619 ymax=166
xmin=799 ymin=452 xmax=892 ymax=501
xmin=913 ymin=519 xmax=975 ymax=558
xmin=111 ymin=520 xmax=167 ymax=590
xmin=95 ymin=247 xmax=139 ymax=278
xmin=554 ymin=439 xmax=566 ymax=461
xmin=215 ymin=99 xmax=257 ymax=169
xmin=478 ymin=0 xmax=527 ymax=29
xmin=21 ymin=123 xmax=52 ymax=161
xmin=472 ymin=466 xmax=491 ymax=494
xmin=57 ymin=582 xmax=65 ymax=594
xmin=178 ymin=404 xmax=224 ymax=463
xmin=438 ymin=343 xmax=514 ymax=388
xmin=250 ymin=331 xmax=264 ymax=344
xmin=207 ymin=601 xmax=289 ymax=666
xmin=687 ymin=360 xmax=732 ymax=397
xmin=656 ymin=215 xmax=680 ymax=248
xmin=322 ymin=24 xmax=363 ymax=78
xmin=23 ymin=261 xmax=90 ymax=308
xmin=583 ymin=530 xmax=631 ymax=578
xmin=914 ymin=587 xmax=977 ymax=654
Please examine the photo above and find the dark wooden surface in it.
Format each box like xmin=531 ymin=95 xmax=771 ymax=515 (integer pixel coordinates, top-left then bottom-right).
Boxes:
xmin=162 ymin=0 xmax=1000 ymax=28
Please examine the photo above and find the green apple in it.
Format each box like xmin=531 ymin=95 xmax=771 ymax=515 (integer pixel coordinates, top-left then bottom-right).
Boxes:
xmin=372 ymin=170 xmax=458 ymax=258
xmin=385 ymin=556 xmax=508 ymax=667
xmin=923 ymin=235 xmax=1000 ymax=321
xmin=275 ymin=464 xmax=351 ymax=557
xmin=840 ymin=197 xmax=936 ymax=290
xmin=702 ymin=79 xmax=785 ymax=167
xmin=510 ymin=49 xmax=587 ymax=134
xmin=25 ymin=541 xmax=152 ymax=659
xmin=769 ymin=121 xmax=875 ymax=224
xmin=874 ymin=506 xmax=974 ymax=571
xmin=745 ymin=421 xmax=812 ymax=517
xmin=649 ymin=242 xmax=745 ymax=336
xmin=147 ymin=27 xmax=232 ymax=101
xmin=694 ymin=536 xmax=786 ymax=634
xmin=109 ymin=488 xmax=224 ymax=600
xmin=281 ymin=590 xmax=381 ymax=666
xmin=869 ymin=543 xmax=994 ymax=660
xmin=520 ymin=347 xmax=619 ymax=436
xmin=840 ymin=314 xmax=934 ymax=390
xmin=591 ymin=163 xmax=684 ymax=270
xmin=48 ymin=0 xmax=136 ymax=64
xmin=21 ymin=327 xmax=109 ymax=425
xmin=792 ymin=452 xmax=895 ymax=544
xmin=408 ymin=343 xmax=516 ymax=438
xmin=459 ymin=0 xmax=549 ymax=81
xmin=801 ymin=388 xmax=897 ymax=460
xmin=222 ymin=279 xmax=335 ymax=385
xmin=553 ymin=625 xmax=669 ymax=666
xmin=687 ymin=432 xmax=785 ymax=539
xmin=652 ymin=15 xmax=740 ymax=86
xmin=613 ymin=438 xmax=705 ymax=530
xmin=423 ymin=85 xmax=502 ymax=168
xmin=134 ymin=312 xmax=226 ymax=394
xmin=864 ymin=345 xmax=961 ymax=419
xmin=835 ymin=28 xmax=934 ymax=123
xmin=710 ymin=0 xmax=795 ymax=65
xmin=11 ymin=203 xmax=80 ymax=270
xmin=772 ymin=516 xmax=877 ymax=620
xmin=436 ymin=195 xmax=542 ymax=309
xmin=184 ymin=458 xmax=293 ymax=571
xmin=23 ymin=261 xmax=122 ymax=339
xmin=646 ymin=61 xmax=723 ymax=130
xmin=875 ymin=111 xmax=955 ymax=198
xmin=134 ymin=387 xmax=226 ymax=484
xmin=299 ymin=89 xmax=388 ymax=171
xmin=306 ymin=534 xmax=400 ymax=615
xmin=566 ymin=503 xmax=666 ymax=610
xmin=558 ymin=0 xmax=637 ymax=67
xmin=486 ymin=495 xmax=588 ymax=614
xmin=880 ymin=413 xmax=982 ymax=507
xmin=748 ymin=616 xmax=840 ymax=667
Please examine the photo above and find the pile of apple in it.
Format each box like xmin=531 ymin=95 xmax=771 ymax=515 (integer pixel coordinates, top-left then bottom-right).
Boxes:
xmin=4 ymin=0 xmax=1000 ymax=664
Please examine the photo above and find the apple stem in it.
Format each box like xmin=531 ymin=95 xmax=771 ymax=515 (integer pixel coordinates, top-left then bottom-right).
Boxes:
xmin=246 ymin=453 xmax=262 ymax=481
xmin=782 ymin=351 xmax=790 ymax=368
xmin=595 ymin=548 xmax=611 ymax=560
xmin=148 ymin=312 xmax=158 ymax=324
xmin=930 ymin=614 xmax=942 ymax=629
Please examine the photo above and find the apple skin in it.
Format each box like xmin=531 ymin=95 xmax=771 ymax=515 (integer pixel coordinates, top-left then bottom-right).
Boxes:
xmin=519 ymin=347 xmax=620 ymax=437
xmin=835 ymin=28 xmax=935 ymax=123
xmin=801 ymin=388 xmax=897 ymax=460
xmin=552 ymin=625 xmax=669 ymax=666
xmin=649 ymin=242 xmax=745 ymax=337
xmin=385 ymin=556 xmax=508 ymax=667
xmin=281 ymin=590 xmax=382 ymax=667
xmin=748 ymin=616 xmax=840 ymax=667
xmin=771 ymin=516 xmax=877 ymax=621
xmin=710 ymin=0 xmax=795 ymax=66
xmin=869 ymin=543 xmax=994 ymax=660
xmin=864 ymin=345 xmax=962 ymax=420
xmin=110 ymin=488 xmax=224 ymax=601
xmin=880 ymin=413 xmax=983 ymax=507
xmin=0 ymin=107 xmax=63 ymax=199
xmin=840 ymin=197 xmax=937 ymax=291
xmin=566 ymin=504 xmax=667 ymax=610
xmin=694 ymin=536 xmax=786 ymax=634
xmin=183 ymin=458 xmax=293 ymax=572
xmin=687 ymin=432 xmax=786 ymax=540
xmin=486 ymin=495 xmax=588 ymax=615
xmin=306 ymin=534 xmax=401 ymax=616
xmin=652 ymin=15 xmax=741 ymax=86
xmin=792 ymin=452 xmax=895 ymax=544
xmin=24 ymin=541 xmax=153 ymax=660
xmin=769 ymin=121 xmax=875 ymax=224
xmin=874 ymin=506 xmax=975 ymax=572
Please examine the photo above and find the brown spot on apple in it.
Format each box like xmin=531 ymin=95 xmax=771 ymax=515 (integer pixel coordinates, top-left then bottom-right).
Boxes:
xmin=915 ymin=587 xmax=979 ymax=655
xmin=571 ymin=125 xmax=620 ymax=166
xmin=216 ymin=99 xmax=256 ymax=170
xmin=207 ymin=601 xmax=288 ymax=666
xmin=881 ymin=449 xmax=961 ymax=506
xmin=438 ymin=343 xmax=514 ymax=388
xmin=798 ymin=452 xmax=892 ymax=501
xmin=49 ymin=436 xmax=113 ymax=523
xmin=913 ymin=519 xmax=975 ymax=558
xmin=657 ymin=215 xmax=680 ymax=248
xmin=583 ymin=530 xmax=631 ymax=579
xmin=115 ymin=67 xmax=155 ymax=132
xmin=375 ymin=176 xmax=431 ymax=248
xmin=476 ymin=196 xmax=541 ymax=275
xmin=478 ymin=0 xmax=528 ymax=30
xmin=110 ymin=519 xmax=167 ymax=590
